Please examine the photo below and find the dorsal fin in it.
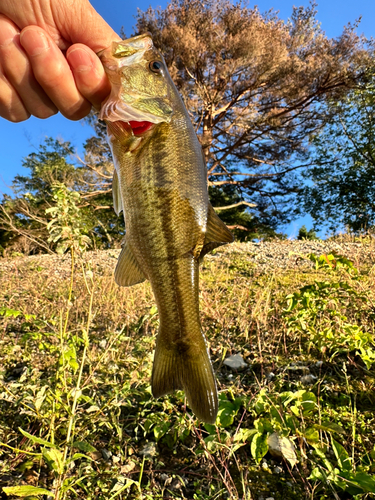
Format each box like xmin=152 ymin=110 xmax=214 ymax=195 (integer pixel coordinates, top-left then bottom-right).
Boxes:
xmin=200 ymin=204 xmax=234 ymax=259
xmin=115 ymin=239 xmax=146 ymax=286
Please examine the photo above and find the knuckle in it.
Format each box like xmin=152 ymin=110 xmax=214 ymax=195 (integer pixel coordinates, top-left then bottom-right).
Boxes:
xmin=33 ymin=107 xmax=58 ymax=119
xmin=64 ymin=103 xmax=92 ymax=121
xmin=6 ymin=111 xmax=30 ymax=123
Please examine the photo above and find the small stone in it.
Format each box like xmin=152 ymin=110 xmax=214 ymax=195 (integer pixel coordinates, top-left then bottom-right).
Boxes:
xmin=121 ymin=460 xmax=136 ymax=473
xmin=101 ymin=448 xmax=112 ymax=461
xmin=160 ymin=473 xmax=169 ymax=482
xmin=170 ymin=478 xmax=182 ymax=490
xmin=266 ymin=372 xmax=275 ymax=380
xmin=99 ymin=339 xmax=107 ymax=349
xmin=266 ymin=497 xmax=275 ymax=500
xmin=112 ymin=455 xmax=120 ymax=463
xmin=273 ymin=466 xmax=283 ymax=474
xmin=223 ymin=353 xmax=247 ymax=370
xmin=300 ymin=374 xmax=317 ymax=385
xmin=139 ymin=442 xmax=158 ymax=458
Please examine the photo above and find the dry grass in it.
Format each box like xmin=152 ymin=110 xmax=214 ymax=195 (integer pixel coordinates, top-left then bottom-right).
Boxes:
xmin=1 ymin=244 xmax=375 ymax=499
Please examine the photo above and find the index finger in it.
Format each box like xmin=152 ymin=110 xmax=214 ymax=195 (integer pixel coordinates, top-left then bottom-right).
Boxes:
xmin=66 ymin=44 xmax=111 ymax=111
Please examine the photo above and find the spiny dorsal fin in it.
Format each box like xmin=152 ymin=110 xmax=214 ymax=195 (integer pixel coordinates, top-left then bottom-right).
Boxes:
xmin=200 ymin=203 xmax=234 ymax=259
xmin=115 ymin=240 xmax=146 ymax=286
xmin=112 ymin=169 xmax=123 ymax=216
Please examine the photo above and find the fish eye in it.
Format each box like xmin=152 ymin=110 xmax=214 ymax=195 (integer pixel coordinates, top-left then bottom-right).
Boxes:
xmin=149 ymin=61 xmax=163 ymax=73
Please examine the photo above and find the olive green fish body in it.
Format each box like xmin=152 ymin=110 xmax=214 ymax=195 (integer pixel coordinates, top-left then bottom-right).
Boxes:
xmin=99 ymin=34 xmax=233 ymax=423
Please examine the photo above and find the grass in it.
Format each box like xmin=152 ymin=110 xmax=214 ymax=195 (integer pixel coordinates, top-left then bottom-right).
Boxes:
xmin=1 ymin=242 xmax=375 ymax=499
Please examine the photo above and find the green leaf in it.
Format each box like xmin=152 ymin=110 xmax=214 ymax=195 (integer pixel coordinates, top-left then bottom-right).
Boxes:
xmin=109 ymin=477 xmax=140 ymax=499
xmin=250 ymin=432 xmax=269 ymax=463
xmin=73 ymin=441 xmax=97 ymax=453
xmin=233 ymin=428 xmax=257 ymax=443
xmin=309 ymin=467 xmax=326 ymax=482
xmin=314 ymin=422 xmax=344 ymax=434
xmin=352 ymin=472 xmax=375 ymax=493
xmin=2 ymin=485 xmax=53 ymax=497
xmin=217 ymin=400 xmax=239 ymax=428
xmin=154 ymin=421 xmax=170 ymax=441
xmin=331 ymin=438 xmax=351 ymax=471
xmin=18 ymin=428 xmax=57 ymax=448
xmin=304 ymin=427 xmax=319 ymax=444
xmin=68 ymin=453 xmax=95 ymax=463
xmin=204 ymin=423 xmax=216 ymax=435
xmin=254 ymin=418 xmax=273 ymax=434
xmin=0 ymin=308 xmax=22 ymax=318
xmin=42 ymin=447 xmax=64 ymax=474
xmin=300 ymin=391 xmax=317 ymax=413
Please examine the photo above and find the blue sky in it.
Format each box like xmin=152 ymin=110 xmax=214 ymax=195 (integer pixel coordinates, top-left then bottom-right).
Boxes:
xmin=0 ymin=0 xmax=374 ymax=236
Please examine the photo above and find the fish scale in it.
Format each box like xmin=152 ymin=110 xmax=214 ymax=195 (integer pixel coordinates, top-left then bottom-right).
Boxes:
xmin=98 ymin=33 xmax=233 ymax=423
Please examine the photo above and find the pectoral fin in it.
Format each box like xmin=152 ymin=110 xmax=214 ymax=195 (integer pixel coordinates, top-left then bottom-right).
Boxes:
xmin=112 ymin=169 xmax=123 ymax=216
xmin=115 ymin=240 xmax=146 ymax=286
xmin=201 ymin=203 xmax=234 ymax=258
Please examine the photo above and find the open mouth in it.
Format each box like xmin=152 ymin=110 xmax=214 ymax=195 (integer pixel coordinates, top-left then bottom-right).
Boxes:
xmin=128 ymin=121 xmax=154 ymax=135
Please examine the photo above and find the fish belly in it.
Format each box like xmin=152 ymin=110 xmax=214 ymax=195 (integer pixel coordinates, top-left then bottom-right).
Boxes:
xmin=124 ymin=183 xmax=218 ymax=423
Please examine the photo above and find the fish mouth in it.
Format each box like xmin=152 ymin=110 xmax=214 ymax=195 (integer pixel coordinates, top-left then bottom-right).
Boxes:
xmin=114 ymin=120 xmax=155 ymax=136
xmin=128 ymin=121 xmax=155 ymax=135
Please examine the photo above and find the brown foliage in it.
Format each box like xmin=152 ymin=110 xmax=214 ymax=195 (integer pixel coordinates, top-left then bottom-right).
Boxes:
xmin=136 ymin=0 xmax=373 ymax=220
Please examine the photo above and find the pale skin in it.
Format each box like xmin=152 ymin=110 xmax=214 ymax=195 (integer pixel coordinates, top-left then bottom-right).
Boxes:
xmin=0 ymin=0 xmax=121 ymax=122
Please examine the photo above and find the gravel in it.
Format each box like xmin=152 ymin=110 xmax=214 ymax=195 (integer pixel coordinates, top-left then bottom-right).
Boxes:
xmin=0 ymin=240 xmax=374 ymax=278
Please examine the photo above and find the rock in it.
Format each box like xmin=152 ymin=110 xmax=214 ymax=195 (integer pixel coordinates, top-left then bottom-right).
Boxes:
xmin=139 ymin=442 xmax=158 ymax=458
xmin=170 ymin=478 xmax=183 ymax=490
xmin=223 ymin=353 xmax=247 ymax=370
xmin=300 ymin=374 xmax=317 ymax=385
xmin=273 ymin=466 xmax=283 ymax=474
xmin=101 ymin=448 xmax=112 ymax=461
xmin=121 ymin=460 xmax=136 ymax=473
xmin=99 ymin=339 xmax=107 ymax=349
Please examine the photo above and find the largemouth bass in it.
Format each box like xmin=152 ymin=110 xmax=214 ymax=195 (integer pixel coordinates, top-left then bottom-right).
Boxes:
xmin=98 ymin=33 xmax=233 ymax=424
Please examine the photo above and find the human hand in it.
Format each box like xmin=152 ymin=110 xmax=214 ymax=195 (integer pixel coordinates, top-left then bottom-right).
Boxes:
xmin=0 ymin=0 xmax=120 ymax=122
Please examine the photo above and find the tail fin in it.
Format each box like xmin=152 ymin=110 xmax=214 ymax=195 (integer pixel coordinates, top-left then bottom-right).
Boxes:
xmin=151 ymin=339 xmax=218 ymax=424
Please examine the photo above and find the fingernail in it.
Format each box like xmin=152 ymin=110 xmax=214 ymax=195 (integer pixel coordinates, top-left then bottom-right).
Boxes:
xmin=20 ymin=29 xmax=50 ymax=56
xmin=68 ymin=48 xmax=93 ymax=72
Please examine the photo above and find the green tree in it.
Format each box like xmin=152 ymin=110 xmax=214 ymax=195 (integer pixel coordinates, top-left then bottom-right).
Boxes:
xmin=135 ymin=0 xmax=372 ymax=229
xmin=297 ymin=225 xmax=318 ymax=241
xmin=302 ymin=71 xmax=375 ymax=233
xmin=0 ymin=138 xmax=124 ymax=255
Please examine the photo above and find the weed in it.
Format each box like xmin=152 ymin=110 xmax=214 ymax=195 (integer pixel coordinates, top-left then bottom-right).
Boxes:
xmin=1 ymin=245 xmax=375 ymax=499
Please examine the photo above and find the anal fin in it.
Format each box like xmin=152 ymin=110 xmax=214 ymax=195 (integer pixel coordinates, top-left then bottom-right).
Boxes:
xmin=115 ymin=240 xmax=146 ymax=286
